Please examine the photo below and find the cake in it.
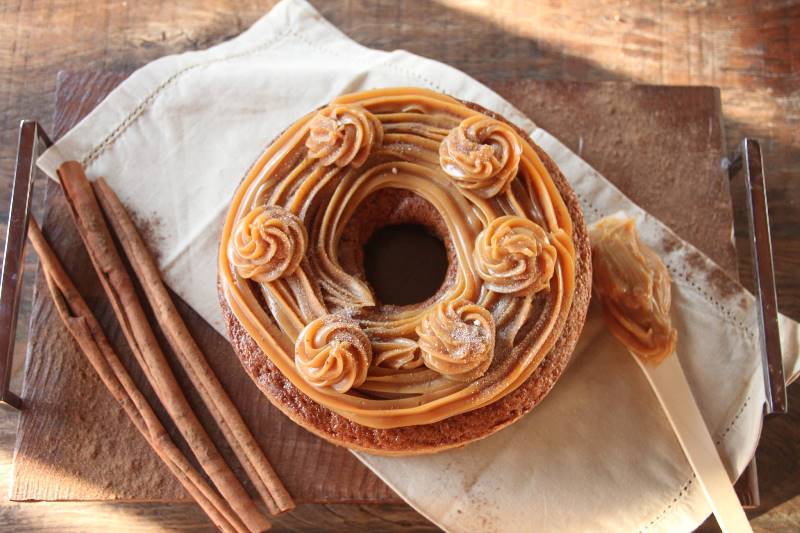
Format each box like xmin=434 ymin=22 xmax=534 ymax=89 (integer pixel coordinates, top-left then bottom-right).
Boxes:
xmin=218 ymin=88 xmax=592 ymax=455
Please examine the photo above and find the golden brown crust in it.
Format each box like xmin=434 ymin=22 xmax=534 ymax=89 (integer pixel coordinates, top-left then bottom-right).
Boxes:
xmin=218 ymin=99 xmax=591 ymax=455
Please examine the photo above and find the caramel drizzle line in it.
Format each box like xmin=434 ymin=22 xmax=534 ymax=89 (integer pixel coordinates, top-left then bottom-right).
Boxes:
xmin=219 ymin=88 xmax=576 ymax=429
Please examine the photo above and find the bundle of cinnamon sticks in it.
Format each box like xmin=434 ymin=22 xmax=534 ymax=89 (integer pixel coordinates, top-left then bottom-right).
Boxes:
xmin=27 ymin=161 xmax=294 ymax=532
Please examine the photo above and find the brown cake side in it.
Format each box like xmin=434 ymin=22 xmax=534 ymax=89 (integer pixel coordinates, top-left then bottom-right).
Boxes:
xmin=218 ymin=101 xmax=592 ymax=455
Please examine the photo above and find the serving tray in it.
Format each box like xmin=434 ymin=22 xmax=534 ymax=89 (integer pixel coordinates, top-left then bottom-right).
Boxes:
xmin=9 ymin=71 xmax=742 ymax=530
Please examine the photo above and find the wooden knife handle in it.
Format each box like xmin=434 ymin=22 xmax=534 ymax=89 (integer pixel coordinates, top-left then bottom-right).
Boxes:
xmin=639 ymin=354 xmax=752 ymax=533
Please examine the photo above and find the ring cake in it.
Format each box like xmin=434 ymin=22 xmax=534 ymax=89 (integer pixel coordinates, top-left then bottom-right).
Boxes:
xmin=218 ymin=88 xmax=592 ymax=455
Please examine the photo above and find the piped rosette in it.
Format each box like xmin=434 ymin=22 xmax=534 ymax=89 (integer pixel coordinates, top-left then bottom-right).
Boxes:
xmin=439 ymin=116 xmax=522 ymax=198
xmin=417 ymin=298 xmax=496 ymax=382
xmin=474 ymin=215 xmax=557 ymax=296
xmin=306 ymin=104 xmax=383 ymax=168
xmin=231 ymin=205 xmax=307 ymax=282
xmin=294 ymin=314 xmax=372 ymax=393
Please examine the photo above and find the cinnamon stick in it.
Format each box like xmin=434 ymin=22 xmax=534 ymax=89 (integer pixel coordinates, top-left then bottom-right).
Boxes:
xmin=56 ymin=160 xmax=271 ymax=533
xmin=92 ymin=177 xmax=294 ymax=515
xmin=28 ymin=220 xmax=247 ymax=533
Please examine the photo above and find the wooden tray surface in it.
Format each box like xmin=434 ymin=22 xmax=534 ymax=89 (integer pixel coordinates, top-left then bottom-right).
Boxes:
xmin=11 ymin=71 xmax=734 ymax=510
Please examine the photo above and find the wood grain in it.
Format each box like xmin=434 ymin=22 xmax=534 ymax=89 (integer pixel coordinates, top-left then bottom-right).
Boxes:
xmin=0 ymin=502 xmax=436 ymax=533
xmin=0 ymin=0 xmax=797 ymax=530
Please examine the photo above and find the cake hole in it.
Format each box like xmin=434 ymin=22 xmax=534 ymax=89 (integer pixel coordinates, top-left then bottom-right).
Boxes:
xmin=364 ymin=224 xmax=448 ymax=306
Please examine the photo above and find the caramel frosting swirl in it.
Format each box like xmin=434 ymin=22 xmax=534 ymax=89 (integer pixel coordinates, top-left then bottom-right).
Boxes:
xmin=417 ymin=298 xmax=496 ymax=382
xmin=231 ymin=205 xmax=307 ymax=282
xmin=294 ymin=314 xmax=372 ymax=393
xmin=306 ymin=104 xmax=383 ymax=168
xmin=474 ymin=215 xmax=557 ymax=296
xmin=439 ymin=115 xmax=522 ymax=198
xmin=590 ymin=214 xmax=677 ymax=364
xmin=373 ymin=338 xmax=424 ymax=370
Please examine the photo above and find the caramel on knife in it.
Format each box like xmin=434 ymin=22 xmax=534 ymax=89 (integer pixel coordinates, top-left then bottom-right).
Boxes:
xmin=589 ymin=214 xmax=677 ymax=364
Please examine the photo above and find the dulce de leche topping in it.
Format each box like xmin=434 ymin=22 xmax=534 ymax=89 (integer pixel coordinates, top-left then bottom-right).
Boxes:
xmin=219 ymin=87 xmax=578 ymax=429
xmin=230 ymin=205 xmax=307 ymax=283
xmin=417 ymin=298 xmax=496 ymax=382
xmin=306 ymin=104 xmax=383 ymax=168
xmin=474 ymin=215 xmax=557 ymax=296
xmin=439 ymin=115 xmax=522 ymax=198
xmin=294 ymin=314 xmax=372 ymax=393
xmin=590 ymin=215 xmax=677 ymax=364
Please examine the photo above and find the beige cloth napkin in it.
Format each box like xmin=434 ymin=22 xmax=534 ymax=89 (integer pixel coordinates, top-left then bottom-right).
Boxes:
xmin=37 ymin=0 xmax=799 ymax=531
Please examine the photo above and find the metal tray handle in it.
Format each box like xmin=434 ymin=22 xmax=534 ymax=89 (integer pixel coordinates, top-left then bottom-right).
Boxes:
xmin=728 ymin=138 xmax=787 ymax=415
xmin=0 ymin=121 xmax=52 ymax=410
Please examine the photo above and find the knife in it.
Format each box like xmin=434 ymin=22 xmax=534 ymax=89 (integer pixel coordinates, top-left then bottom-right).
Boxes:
xmin=590 ymin=213 xmax=752 ymax=533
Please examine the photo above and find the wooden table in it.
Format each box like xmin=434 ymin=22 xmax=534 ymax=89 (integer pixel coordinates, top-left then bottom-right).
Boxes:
xmin=1 ymin=1 xmax=798 ymax=531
